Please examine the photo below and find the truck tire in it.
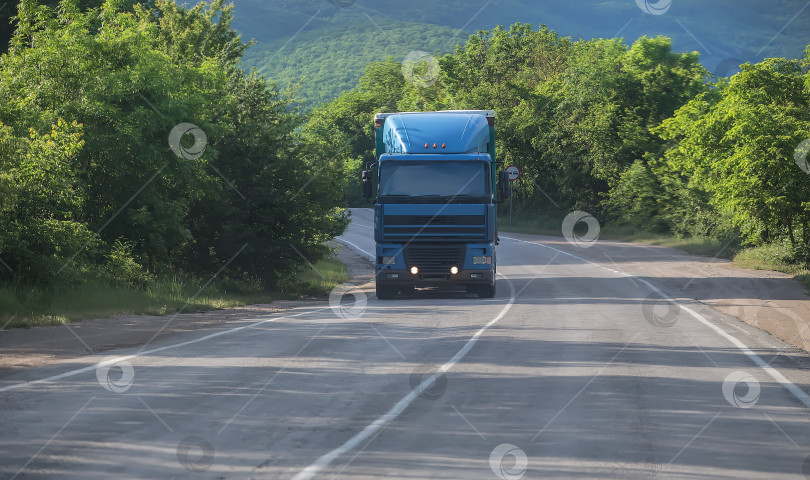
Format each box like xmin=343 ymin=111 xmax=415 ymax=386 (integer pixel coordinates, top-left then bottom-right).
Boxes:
xmin=477 ymin=282 xmax=495 ymax=298
xmin=376 ymin=285 xmax=397 ymax=300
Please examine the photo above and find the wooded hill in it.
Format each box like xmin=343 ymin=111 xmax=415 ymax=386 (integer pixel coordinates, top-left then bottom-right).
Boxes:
xmin=234 ymin=0 xmax=810 ymax=107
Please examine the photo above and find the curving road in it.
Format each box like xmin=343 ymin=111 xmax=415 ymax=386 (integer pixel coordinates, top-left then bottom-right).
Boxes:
xmin=2 ymin=208 xmax=810 ymax=479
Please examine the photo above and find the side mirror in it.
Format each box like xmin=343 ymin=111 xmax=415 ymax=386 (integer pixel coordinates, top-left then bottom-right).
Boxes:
xmin=362 ymin=169 xmax=373 ymax=198
xmin=497 ymin=170 xmax=510 ymax=201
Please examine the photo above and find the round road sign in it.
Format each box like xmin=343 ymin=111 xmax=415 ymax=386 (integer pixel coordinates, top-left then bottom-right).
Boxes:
xmin=506 ymin=165 xmax=520 ymax=182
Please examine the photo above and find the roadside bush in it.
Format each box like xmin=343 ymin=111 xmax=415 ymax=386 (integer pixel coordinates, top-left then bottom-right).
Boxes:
xmin=734 ymin=240 xmax=810 ymax=272
xmin=99 ymin=240 xmax=152 ymax=289
xmin=604 ymin=160 xmax=668 ymax=232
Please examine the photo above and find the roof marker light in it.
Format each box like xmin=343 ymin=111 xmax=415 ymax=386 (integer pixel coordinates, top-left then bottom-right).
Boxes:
xmin=442 ymin=143 xmax=446 ymax=148
xmin=425 ymin=143 xmax=429 ymax=149
xmin=433 ymin=143 xmax=437 ymax=148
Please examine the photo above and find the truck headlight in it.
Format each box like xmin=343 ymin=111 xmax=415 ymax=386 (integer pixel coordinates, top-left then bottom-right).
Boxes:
xmin=472 ymin=256 xmax=492 ymax=265
xmin=450 ymin=266 xmax=459 ymax=275
xmin=410 ymin=266 xmax=419 ymax=275
xmin=382 ymin=256 xmax=396 ymax=265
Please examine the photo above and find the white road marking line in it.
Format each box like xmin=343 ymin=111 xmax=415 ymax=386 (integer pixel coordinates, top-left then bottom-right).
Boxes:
xmin=501 ymin=235 xmax=810 ymax=408
xmin=291 ymin=274 xmax=517 ymax=480
xmin=0 ymin=306 xmax=333 ymax=393
xmin=335 ymin=237 xmax=374 ymax=261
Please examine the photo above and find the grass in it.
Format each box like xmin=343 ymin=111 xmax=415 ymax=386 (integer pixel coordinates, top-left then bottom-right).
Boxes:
xmin=499 ymin=215 xmax=739 ymax=258
xmin=0 ymin=256 xmax=348 ymax=330
xmin=279 ymin=255 xmax=350 ymax=298
xmin=733 ymin=243 xmax=810 ymax=289
xmin=499 ymin=213 xmax=810 ymax=290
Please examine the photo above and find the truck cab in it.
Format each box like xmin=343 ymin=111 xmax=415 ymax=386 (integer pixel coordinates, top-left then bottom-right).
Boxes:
xmin=362 ymin=110 xmax=509 ymax=299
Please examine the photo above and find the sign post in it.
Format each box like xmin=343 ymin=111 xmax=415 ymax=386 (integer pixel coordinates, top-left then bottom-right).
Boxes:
xmin=505 ymin=165 xmax=520 ymax=226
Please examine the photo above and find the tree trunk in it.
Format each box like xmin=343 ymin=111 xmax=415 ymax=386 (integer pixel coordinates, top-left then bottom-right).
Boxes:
xmin=787 ymin=218 xmax=796 ymax=249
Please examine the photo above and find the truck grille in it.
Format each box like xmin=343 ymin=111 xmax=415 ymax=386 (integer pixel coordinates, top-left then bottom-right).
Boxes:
xmin=404 ymin=245 xmax=465 ymax=273
xmin=383 ymin=215 xmax=485 ymax=240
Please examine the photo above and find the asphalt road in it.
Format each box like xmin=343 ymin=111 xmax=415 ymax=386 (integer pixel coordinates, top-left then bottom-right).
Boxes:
xmin=3 ymin=208 xmax=810 ymax=479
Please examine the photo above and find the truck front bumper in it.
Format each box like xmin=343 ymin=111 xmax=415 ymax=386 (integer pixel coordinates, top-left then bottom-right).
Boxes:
xmin=375 ymin=267 xmax=494 ymax=287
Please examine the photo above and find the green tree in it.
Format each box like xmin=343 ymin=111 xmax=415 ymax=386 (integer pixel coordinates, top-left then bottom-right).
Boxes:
xmin=0 ymin=119 xmax=102 ymax=284
xmin=0 ymin=0 xmax=347 ymax=289
xmin=438 ymin=27 xmax=708 ymax=218
xmin=658 ymin=58 xmax=810 ymax=250
xmin=304 ymin=58 xmax=407 ymax=206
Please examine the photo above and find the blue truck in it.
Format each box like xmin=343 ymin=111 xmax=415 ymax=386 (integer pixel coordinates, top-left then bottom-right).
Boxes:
xmin=362 ymin=110 xmax=509 ymax=300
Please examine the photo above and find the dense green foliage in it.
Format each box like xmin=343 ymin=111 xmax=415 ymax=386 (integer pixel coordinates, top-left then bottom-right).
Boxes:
xmin=0 ymin=0 xmax=105 ymax=52
xmin=0 ymin=0 xmax=347 ymax=294
xmin=311 ymin=23 xmax=810 ymax=263
xmin=303 ymin=58 xmax=406 ymax=206
xmin=657 ymin=57 xmax=810 ymax=249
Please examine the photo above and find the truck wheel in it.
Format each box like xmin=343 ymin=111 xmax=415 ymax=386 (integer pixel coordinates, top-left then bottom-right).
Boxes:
xmin=477 ymin=282 xmax=496 ymax=298
xmin=376 ymin=285 xmax=397 ymax=300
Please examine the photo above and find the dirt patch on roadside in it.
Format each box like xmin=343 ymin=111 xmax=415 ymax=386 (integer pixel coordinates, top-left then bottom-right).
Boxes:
xmin=0 ymin=244 xmax=374 ymax=380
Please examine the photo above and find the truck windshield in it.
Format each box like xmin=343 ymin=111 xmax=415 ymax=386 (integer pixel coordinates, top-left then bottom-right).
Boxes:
xmin=379 ymin=161 xmax=489 ymax=202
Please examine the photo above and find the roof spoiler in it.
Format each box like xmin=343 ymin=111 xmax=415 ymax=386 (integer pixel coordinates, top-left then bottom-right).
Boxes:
xmin=374 ymin=110 xmax=495 ymax=128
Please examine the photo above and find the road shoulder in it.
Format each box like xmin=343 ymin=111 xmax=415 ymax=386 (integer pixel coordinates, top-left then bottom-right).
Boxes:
xmin=0 ymin=244 xmax=374 ymax=380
